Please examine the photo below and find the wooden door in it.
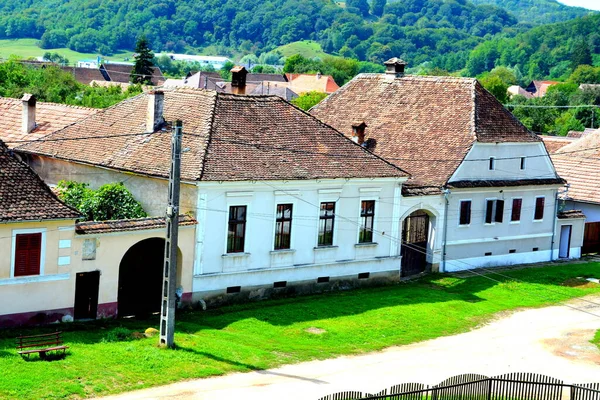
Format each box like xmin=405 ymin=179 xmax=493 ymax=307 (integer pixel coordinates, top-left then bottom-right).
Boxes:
xmin=74 ymin=271 xmax=100 ymax=320
xmin=401 ymin=211 xmax=430 ymax=277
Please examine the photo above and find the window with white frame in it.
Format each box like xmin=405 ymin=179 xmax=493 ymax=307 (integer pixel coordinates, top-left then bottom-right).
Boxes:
xmin=459 ymin=200 xmax=471 ymax=226
xmin=12 ymin=230 xmax=46 ymax=277
xmin=534 ymin=197 xmax=545 ymax=221
xmin=485 ymin=199 xmax=504 ymax=224
xmin=318 ymin=202 xmax=336 ymax=246
xmin=489 ymin=157 xmax=495 ymax=170
xmin=227 ymin=205 xmax=247 ymax=253
xmin=511 ymin=198 xmax=522 ymax=222
xmin=359 ymin=200 xmax=375 ymax=243
xmin=274 ymin=204 xmax=293 ymax=250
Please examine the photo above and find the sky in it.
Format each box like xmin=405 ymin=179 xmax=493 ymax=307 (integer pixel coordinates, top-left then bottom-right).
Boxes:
xmin=557 ymin=0 xmax=600 ymax=11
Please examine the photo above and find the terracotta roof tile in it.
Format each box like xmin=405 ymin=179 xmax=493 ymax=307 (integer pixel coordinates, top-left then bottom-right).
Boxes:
xmin=286 ymin=74 xmax=340 ymax=94
xmin=557 ymin=210 xmax=586 ymax=219
xmin=0 ymin=140 xmax=81 ymax=222
xmin=311 ymin=74 xmax=539 ymax=190
xmin=540 ymin=135 xmax=576 ymax=153
xmin=552 ymin=130 xmax=600 ymax=205
xmin=75 ymin=215 xmax=197 ymax=235
xmin=18 ymin=88 xmax=407 ymax=182
xmin=101 ymin=64 xmax=165 ymax=85
xmin=0 ymin=97 xmax=97 ymax=148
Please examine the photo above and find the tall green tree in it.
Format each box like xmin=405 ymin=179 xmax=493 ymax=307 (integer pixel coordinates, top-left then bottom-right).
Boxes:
xmin=371 ymin=0 xmax=387 ymax=17
xmin=570 ymin=39 xmax=593 ymax=70
xmin=131 ymin=36 xmax=155 ymax=85
xmin=346 ymin=0 xmax=370 ymax=16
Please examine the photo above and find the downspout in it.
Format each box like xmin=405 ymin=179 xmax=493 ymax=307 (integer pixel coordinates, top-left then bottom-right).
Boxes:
xmin=442 ymin=188 xmax=451 ymax=273
xmin=550 ymin=188 xmax=559 ymax=261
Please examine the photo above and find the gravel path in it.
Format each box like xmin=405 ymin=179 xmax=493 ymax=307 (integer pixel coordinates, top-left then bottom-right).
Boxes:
xmin=101 ymin=295 xmax=600 ymax=400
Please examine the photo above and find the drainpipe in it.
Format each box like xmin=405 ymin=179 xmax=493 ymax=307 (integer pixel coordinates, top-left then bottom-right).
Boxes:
xmin=442 ymin=188 xmax=451 ymax=273
xmin=550 ymin=188 xmax=560 ymax=261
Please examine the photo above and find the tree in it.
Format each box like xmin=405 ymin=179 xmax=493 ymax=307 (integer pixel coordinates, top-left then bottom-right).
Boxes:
xmin=291 ymin=91 xmax=328 ymax=111
xmin=346 ymin=0 xmax=370 ymax=16
xmin=568 ymin=65 xmax=600 ymax=85
xmin=480 ymin=75 xmax=508 ymax=104
xmin=371 ymin=0 xmax=386 ymax=17
xmin=56 ymin=181 xmax=147 ymax=221
xmin=131 ymin=36 xmax=155 ymax=84
xmin=570 ymin=39 xmax=593 ymax=70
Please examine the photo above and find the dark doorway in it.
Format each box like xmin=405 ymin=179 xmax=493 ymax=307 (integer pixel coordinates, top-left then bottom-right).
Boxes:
xmin=118 ymin=238 xmax=165 ymax=318
xmin=401 ymin=210 xmax=430 ymax=277
xmin=74 ymin=271 xmax=100 ymax=320
xmin=583 ymin=222 xmax=600 ymax=255
xmin=559 ymin=225 xmax=572 ymax=259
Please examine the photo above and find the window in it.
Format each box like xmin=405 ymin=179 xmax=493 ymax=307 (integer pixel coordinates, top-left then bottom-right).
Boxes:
xmin=274 ymin=204 xmax=293 ymax=250
xmin=318 ymin=202 xmax=336 ymax=246
xmin=489 ymin=157 xmax=495 ymax=170
xmin=511 ymin=198 xmax=522 ymax=222
xmin=459 ymin=200 xmax=471 ymax=225
xmin=359 ymin=200 xmax=375 ymax=243
xmin=485 ymin=199 xmax=504 ymax=224
xmin=520 ymin=157 xmax=526 ymax=170
xmin=14 ymin=233 xmax=42 ymax=277
xmin=227 ymin=205 xmax=247 ymax=253
xmin=534 ymin=197 xmax=545 ymax=220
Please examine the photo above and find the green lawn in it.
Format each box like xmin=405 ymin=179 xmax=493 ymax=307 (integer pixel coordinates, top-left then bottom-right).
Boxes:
xmin=0 ymin=39 xmax=133 ymax=63
xmin=1 ymin=262 xmax=600 ymax=399
xmin=275 ymin=40 xmax=333 ymax=59
xmin=592 ymin=329 xmax=600 ymax=350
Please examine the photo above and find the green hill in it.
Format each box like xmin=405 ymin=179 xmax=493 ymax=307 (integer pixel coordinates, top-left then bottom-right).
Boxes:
xmin=470 ymin=0 xmax=594 ymax=24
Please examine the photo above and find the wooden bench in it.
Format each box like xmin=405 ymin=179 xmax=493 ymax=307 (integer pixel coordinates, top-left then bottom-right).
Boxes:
xmin=16 ymin=331 xmax=68 ymax=360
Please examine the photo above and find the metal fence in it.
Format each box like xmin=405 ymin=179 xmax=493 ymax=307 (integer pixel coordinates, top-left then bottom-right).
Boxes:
xmin=318 ymin=373 xmax=600 ymax=400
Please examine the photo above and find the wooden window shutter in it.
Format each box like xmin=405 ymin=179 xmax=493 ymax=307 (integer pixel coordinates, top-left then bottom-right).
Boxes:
xmin=495 ymin=200 xmax=504 ymax=223
xmin=14 ymin=233 xmax=42 ymax=277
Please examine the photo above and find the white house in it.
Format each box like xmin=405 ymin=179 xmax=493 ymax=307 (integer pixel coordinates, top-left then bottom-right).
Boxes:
xmin=311 ymin=58 xmax=584 ymax=275
xmin=18 ymin=88 xmax=409 ymax=308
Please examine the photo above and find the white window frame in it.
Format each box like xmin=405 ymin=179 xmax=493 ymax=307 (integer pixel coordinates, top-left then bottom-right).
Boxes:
xmin=458 ymin=199 xmax=472 ymax=227
xmin=356 ymin=197 xmax=379 ymax=244
xmin=316 ymin=197 xmax=340 ymax=248
xmin=484 ymin=198 xmax=504 ymax=225
xmin=224 ymin=196 xmax=252 ymax=255
xmin=272 ymin=200 xmax=296 ymax=252
xmin=510 ymin=197 xmax=523 ymax=224
xmin=533 ymin=196 xmax=545 ymax=222
xmin=10 ymin=228 xmax=47 ymax=278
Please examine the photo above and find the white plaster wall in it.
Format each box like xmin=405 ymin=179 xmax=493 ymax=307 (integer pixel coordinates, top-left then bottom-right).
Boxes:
xmin=26 ymin=155 xmax=198 ymax=217
xmin=444 ymin=186 xmax=559 ymax=266
xmin=450 ymin=142 xmax=558 ymax=182
xmin=192 ymin=178 xmax=404 ymax=293
xmin=566 ymin=201 xmax=600 ymax=223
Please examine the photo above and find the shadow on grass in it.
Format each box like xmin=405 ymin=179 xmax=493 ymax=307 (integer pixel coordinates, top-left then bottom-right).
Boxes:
xmin=175 ymin=345 xmax=328 ymax=384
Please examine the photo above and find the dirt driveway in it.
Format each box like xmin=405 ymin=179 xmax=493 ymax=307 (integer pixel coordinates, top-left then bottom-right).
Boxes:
xmin=101 ymin=296 xmax=600 ymax=400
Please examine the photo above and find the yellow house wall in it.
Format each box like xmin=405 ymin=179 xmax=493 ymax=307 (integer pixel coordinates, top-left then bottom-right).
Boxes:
xmin=0 ymin=220 xmax=80 ymax=320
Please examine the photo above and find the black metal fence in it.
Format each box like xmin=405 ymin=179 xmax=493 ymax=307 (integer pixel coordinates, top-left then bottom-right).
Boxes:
xmin=318 ymin=373 xmax=600 ymax=400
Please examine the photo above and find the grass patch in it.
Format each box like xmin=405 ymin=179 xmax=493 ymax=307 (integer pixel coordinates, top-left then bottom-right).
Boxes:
xmin=1 ymin=262 xmax=600 ymax=399
xmin=274 ymin=40 xmax=333 ymax=59
xmin=592 ymin=329 xmax=600 ymax=350
xmin=0 ymin=38 xmax=133 ymax=63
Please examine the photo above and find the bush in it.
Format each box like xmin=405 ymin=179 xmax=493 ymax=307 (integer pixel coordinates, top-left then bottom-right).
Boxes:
xmin=101 ymin=327 xmax=134 ymax=343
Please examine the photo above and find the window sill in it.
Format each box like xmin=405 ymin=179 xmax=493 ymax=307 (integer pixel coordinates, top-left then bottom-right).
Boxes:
xmin=0 ymin=273 xmax=70 ymax=286
xmin=355 ymin=242 xmax=378 ymax=248
xmin=314 ymin=245 xmax=338 ymax=250
xmin=458 ymin=225 xmax=470 ymax=228
xmin=510 ymin=221 xmax=521 ymax=224
xmin=222 ymin=252 xmax=251 ymax=258
xmin=270 ymin=249 xmax=296 ymax=255
xmin=533 ymin=220 xmax=544 ymax=223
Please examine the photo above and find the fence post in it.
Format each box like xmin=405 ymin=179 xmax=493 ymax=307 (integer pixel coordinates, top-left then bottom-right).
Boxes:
xmin=487 ymin=378 xmax=493 ymax=400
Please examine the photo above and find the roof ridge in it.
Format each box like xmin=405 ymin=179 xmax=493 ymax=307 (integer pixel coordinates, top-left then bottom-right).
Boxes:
xmin=198 ymin=91 xmax=219 ymax=181
xmin=0 ymin=95 xmax=97 ymax=111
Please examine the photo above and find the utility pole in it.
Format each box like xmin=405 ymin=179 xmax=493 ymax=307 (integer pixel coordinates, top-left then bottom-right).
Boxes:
xmin=159 ymin=120 xmax=182 ymax=348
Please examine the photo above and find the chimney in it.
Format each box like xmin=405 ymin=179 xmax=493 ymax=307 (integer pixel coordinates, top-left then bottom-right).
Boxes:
xmin=231 ymin=66 xmax=248 ymax=95
xmin=146 ymin=90 xmax=164 ymax=133
xmin=351 ymin=122 xmax=367 ymax=145
xmin=21 ymin=94 xmax=37 ymax=134
xmin=384 ymin=58 xmax=407 ymax=78
xmin=316 ymin=71 xmax=322 ymax=80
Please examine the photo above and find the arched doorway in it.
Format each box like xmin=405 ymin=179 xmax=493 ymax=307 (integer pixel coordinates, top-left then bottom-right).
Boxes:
xmin=401 ymin=210 xmax=431 ymax=277
xmin=118 ymin=238 xmax=165 ymax=317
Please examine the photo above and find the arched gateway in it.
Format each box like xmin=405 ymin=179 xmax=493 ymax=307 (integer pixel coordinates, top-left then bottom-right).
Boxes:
xmin=401 ymin=210 xmax=434 ymax=277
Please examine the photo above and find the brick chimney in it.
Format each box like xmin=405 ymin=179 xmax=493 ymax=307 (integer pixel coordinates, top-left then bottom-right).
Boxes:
xmin=384 ymin=58 xmax=407 ymax=79
xmin=351 ymin=122 xmax=367 ymax=145
xmin=231 ymin=66 xmax=247 ymax=95
xmin=146 ymin=90 xmax=164 ymax=133
xmin=21 ymin=93 xmax=36 ymax=133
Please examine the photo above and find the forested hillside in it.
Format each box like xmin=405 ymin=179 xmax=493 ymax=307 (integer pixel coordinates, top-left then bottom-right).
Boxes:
xmin=0 ymin=0 xmax=518 ymax=68
xmin=470 ymin=0 xmax=593 ymax=24
xmin=466 ymin=14 xmax=600 ymax=79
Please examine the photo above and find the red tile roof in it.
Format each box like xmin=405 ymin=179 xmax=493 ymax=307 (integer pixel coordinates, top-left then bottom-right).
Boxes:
xmin=310 ymin=74 xmax=539 ymax=191
xmin=101 ymin=64 xmax=165 ymax=85
xmin=540 ymin=135 xmax=576 ymax=154
xmin=18 ymin=88 xmax=407 ymax=182
xmin=552 ymin=130 xmax=600 ymax=205
xmin=75 ymin=215 xmax=197 ymax=235
xmin=0 ymin=140 xmax=81 ymax=222
xmin=0 ymin=97 xmax=97 ymax=148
